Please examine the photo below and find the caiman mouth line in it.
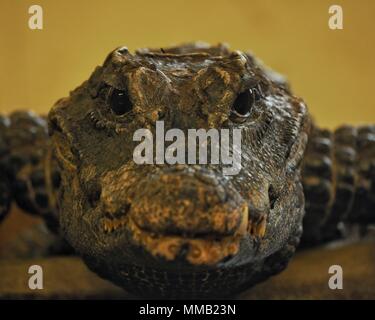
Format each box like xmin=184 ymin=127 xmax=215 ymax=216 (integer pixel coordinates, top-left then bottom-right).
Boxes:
xmin=101 ymin=203 xmax=267 ymax=265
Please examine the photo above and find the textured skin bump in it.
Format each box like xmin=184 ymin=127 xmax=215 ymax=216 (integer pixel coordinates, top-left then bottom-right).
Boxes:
xmin=301 ymin=126 xmax=334 ymax=245
xmin=321 ymin=125 xmax=358 ymax=241
xmin=0 ymin=173 xmax=11 ymax=223
xmin=0 ymin=115 xmax=11 ymax=222
xmin=349 ymin=125 xmax=375 ymax=224
xmin=302 ymin=124 xmax=375 ymax=245
xmin=0 ymin=111 xmax=60 ymax=232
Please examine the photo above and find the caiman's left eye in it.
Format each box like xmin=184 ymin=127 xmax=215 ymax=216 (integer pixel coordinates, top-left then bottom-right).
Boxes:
xmin=108 ymin=88 xmax=133 ymax=115
xmin=230 ymin=87 xmax=262 ymax=122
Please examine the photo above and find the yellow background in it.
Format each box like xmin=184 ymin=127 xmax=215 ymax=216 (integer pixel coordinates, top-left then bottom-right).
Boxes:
xmin=1 ymin=0 xmax=374 ymax=129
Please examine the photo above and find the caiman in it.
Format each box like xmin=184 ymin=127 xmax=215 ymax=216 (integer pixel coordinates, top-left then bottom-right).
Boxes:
xmin=0 ymin=43 xmax=374 ymax=298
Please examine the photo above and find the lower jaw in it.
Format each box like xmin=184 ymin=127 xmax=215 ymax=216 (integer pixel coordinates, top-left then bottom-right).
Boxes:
xmin=127 ymin=214 xmax=249 ymax=266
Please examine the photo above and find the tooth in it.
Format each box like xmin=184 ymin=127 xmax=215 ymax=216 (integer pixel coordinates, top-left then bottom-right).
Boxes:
xmin=103 ymin=219 xmax=109 ymax=232
xmin=257 ymin=217 xmax=267 ymax=238
xmin=236 ymin=203 xmax=249 ymax=236
xmin=247 ymin=214 xmax=267 ymax=238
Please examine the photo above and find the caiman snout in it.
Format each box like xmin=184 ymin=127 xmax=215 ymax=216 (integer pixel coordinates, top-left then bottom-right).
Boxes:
xmin=101 ymin=165 xmax=247 ymax=236
xmin=130 ymin=169 xmax=246 ymax=237
xmin=100 ymin=164 xmax=250 ymax=265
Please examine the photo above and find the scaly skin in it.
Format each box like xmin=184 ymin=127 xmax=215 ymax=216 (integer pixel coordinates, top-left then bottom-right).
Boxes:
xmin=0 ymin=112 xmax=60 ymax=231
xmin=302 ymin=124 xmax=375 ymax=245
xmin=0 ymin=43 xmax=374 ymax=298
xmin=0 ymin=115 xmax=12 ymax=223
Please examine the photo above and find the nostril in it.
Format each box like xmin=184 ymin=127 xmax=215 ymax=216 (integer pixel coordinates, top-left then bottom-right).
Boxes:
xmin=88 ymin=183 xmax=102 ymax=208
xmin=268 ymin=185 xmax=278 ymax=210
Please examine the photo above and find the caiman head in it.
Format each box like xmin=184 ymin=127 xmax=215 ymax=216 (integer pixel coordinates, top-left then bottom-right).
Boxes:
xmin=48 ymin=43 xmax=310 ymax=295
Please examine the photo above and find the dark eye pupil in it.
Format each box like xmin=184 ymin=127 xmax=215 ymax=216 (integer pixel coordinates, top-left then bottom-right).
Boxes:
xmin=109 ymin=88 xmax=132 ymax=115
xmin=233 ymin=89 xmax=254 ymax=116
xmin=232 ymin=87 xmax=262 ymax=119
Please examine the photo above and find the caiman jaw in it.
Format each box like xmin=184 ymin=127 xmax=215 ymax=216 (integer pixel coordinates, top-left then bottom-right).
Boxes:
xmin=102 ymin=202 xmax=253 ymax=265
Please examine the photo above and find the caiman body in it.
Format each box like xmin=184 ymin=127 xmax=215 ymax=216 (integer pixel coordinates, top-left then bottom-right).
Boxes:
xmin=0 ymin=43 xmax=374 ymax=298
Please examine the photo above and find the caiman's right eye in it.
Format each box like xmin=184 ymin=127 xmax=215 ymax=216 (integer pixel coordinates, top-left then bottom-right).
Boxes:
xmin=233 ymin=89 xmax=254 ymax=116
xmin=107 ymin=88 xmax=133 ymax=115
xmin=230 ymin=87 xmax=262 ymax=123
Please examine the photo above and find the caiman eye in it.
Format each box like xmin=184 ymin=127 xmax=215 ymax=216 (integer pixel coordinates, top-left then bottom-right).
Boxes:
xmin=108 ymin=88 xmax=133 ymax=115
xmin=231 ymin=87 xmax=262 ymax=122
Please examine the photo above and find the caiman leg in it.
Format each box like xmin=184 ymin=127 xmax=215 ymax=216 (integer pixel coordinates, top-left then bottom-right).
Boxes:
xmin=0 ymin=116 xmax=12 ymax=223
xmin=0 ymin=111 xmax=61 ymax=233
xmin=302 ymin=124 xmax=375 ymax=245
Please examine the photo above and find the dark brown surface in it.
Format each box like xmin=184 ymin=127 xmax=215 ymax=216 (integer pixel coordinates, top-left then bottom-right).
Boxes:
xmin=0 ymin=240 xmax=374 ymax=299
